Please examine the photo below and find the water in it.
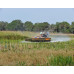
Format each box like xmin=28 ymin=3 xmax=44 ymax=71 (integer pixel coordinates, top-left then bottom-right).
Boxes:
xmin=50 ymin=35 xmax=71 ymax=42
xmin=21 ymin=34 xmax=71 ymax=43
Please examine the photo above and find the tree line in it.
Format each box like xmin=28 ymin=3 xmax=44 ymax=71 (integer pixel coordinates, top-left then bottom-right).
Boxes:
xmin=0 ymin=20 xmax=74 ymax=34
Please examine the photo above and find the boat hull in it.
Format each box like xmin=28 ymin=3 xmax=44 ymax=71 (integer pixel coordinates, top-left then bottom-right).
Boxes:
xmin=25 ymin=38 xmax=51 ymax=42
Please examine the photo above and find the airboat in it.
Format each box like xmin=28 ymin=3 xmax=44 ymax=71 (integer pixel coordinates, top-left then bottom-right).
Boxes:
xmin=25 ymin=29 xmax=51 ymax=42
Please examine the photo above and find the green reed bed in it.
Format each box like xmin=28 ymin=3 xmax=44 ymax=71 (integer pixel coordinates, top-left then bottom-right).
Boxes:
xmin=47 ymin=55 xmax=74 ymax=66
xmin=0 ymin=40 xmax=74 ymax=53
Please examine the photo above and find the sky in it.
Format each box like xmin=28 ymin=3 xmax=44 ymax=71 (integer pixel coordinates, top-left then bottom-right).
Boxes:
xmin=0 ymin=8 xmax=74 ymax=24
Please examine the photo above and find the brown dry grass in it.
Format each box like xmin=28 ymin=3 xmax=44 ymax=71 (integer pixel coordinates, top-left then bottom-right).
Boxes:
xmin=0 ymin=49 xmax=74 ymax=66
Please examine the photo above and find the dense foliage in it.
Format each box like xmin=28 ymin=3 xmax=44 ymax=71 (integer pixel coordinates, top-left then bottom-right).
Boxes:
xmin=0 ymin=20 xmax=74 ymax=33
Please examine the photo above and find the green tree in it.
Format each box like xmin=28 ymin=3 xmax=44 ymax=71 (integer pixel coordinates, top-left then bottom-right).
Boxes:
xmin=71 ymin=22 xmax=74 ymax=34
xmin=56 ymin=22 xmax=61 ymax=32
xmin=33 ymin=22 xmax=49 ymax=32
xmin=6 ymin=20 xmax=23 ymax=31
xmin=55 ymin=22 xmax=70 ymax=33
xmin=24 ymin=21 xmax=33 ymax=31
xmin=50 ymin=24 xmax=55 ymax=32
xmin=59 ymin=22 xmax=70 ymax=33
xmin=0 ymin=21 xmax=8 ymax=31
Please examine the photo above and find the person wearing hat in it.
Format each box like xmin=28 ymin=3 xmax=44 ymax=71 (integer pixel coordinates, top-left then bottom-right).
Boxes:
xmin=40 ymin=32 xmax=43 ymax=38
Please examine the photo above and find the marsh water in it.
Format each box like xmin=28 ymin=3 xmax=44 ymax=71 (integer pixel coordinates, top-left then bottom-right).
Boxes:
xmin=50 ymin=35 xmax=71 ymax=42
xmin=21 ymin=34 xmax=71 ymax=43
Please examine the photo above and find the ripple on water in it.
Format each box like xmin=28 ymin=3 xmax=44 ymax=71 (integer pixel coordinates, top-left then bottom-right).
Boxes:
xmin=50 ymin=35 xmax=71 ymax=42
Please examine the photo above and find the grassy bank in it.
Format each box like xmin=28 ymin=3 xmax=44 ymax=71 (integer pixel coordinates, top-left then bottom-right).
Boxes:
xmin=0 ymin=31 xmax=74 ymax=66
xmin=0 ymin=31 xmax=39 ymax=40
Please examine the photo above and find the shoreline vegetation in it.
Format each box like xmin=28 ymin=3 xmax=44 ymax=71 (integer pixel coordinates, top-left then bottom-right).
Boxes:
xmin=0 ymin=20 xmax=74 ymax=34
xmin=0 ymin=31 xmax=74 ymax=66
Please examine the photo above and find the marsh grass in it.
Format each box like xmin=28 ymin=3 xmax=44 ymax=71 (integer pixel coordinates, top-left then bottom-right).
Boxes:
xmin=48 ymin=55 xmax=74 ymax=66
xmin=0 ymin=31 xmax=74 ymax=66
xmin=16 ymin=61 xmax=26 ymax=66
xmin=0 ymin=31 xmax=39 ymax=40
xmin=0 ymin=49 xmax=74 ymax=66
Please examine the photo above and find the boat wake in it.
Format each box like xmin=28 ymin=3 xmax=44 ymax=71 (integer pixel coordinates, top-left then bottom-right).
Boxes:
xmin=21 ymin=35 xmax=71 ymax=43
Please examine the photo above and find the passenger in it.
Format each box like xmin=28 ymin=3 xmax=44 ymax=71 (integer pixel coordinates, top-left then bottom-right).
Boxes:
xmin=42 ymin=34 xmax=47 ymax=38
xmin=34 ymin=32 xmax=48 ymax=38
xmin=40 ymin=32 xmax=47 ymax=38
xmin=40 ymin=32 xmax=43 ymax=38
